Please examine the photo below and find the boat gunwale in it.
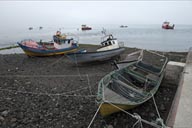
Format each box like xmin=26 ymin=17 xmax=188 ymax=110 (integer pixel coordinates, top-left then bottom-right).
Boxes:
xmin=97 ymin=60 xmax=166 ymax=106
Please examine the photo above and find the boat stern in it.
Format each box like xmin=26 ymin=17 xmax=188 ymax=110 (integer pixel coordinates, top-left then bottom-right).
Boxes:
xmin=99 ymin=102 xmax=136 ymax=116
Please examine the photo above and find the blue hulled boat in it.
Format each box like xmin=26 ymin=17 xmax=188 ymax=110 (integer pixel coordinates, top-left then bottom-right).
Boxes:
xmin=18 ymin=31 xmax=78 ymax=57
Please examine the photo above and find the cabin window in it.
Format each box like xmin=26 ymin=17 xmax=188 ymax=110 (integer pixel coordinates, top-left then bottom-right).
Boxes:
xmin=113 ymin=41 xmax=115 ymax=44
xmin=105 ymin=43 xmax=108 ymax=46
xmin=108 ymin=41 xmax=112 ymax=45
xmin=60 ymin=40 xmax=64 ymax=43
xmin=68 ymin=40 xmax=70 ymax=44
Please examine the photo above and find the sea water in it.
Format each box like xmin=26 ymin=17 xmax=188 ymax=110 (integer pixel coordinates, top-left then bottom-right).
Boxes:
xmin=0 ymin=24 xmax=192 ymax=53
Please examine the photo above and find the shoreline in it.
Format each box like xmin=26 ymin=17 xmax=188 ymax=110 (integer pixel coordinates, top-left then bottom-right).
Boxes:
xmin=0 ymin=44 xmax=190 ymax=55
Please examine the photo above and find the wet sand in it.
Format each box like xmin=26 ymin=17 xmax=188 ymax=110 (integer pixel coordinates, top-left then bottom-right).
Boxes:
xmin=0 ymin=46 xmax=187 ymax=128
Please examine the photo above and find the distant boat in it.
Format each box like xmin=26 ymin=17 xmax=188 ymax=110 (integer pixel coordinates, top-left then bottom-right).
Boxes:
xmin=120 ymin=25 xmax=128 ymax=28
xmin=67 ymin=34 xmax=125 ymax=63
xmin=96 ymin=50 xmax=168 ymax=116
xmin=39 ymin=26 xmax=43 ymax=30
xmin=81 ymin=24 xmax=92 ymax=31
xmin=18 ymin=31 xmax=78 ymax=57
xmin=162 ymin=21 xmax=175 ymax=29
xmin=28 ymin=27 xmax=33 ymax=30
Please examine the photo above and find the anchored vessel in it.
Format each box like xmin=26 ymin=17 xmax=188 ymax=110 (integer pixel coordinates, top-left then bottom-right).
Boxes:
xmin=162 ymin=21 xmax=175 ymax=29
xmin=97 ymin=50 xmax=168 ymax=116
xmin=18 ymin=31 xmax=78 ymax=57
xmin=67 ymin=34 xmax=125 ymax=63
xmin=81 ymin=24 xmax=92 ymax=31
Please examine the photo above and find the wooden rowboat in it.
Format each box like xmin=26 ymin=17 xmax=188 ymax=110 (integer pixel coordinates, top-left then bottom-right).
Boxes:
xmin=97 ymin=50 xmax=168 ymax=116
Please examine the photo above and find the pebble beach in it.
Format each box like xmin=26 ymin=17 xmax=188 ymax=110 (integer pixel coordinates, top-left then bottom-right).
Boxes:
xmin=0 ymin=46 xmax=187 ymax=128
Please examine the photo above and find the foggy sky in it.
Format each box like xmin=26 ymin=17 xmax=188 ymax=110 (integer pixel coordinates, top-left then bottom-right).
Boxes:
xmin=0 ymin=1 xmax=192 ymax=28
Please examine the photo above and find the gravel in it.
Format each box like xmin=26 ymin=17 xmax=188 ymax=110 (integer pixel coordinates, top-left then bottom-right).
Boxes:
xmin=0 ymin=47 xmax=187 ymax=128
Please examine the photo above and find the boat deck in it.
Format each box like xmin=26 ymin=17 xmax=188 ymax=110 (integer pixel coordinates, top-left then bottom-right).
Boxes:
xmin=166 ymin=47 xmax=192 ymax=128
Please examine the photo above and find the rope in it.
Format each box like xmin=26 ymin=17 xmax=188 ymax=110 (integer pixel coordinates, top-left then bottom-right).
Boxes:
xmin=0 ymin=74 xmax=106 ymax=78
xmin=74 ymin=53 xmax=84 ymax=81
xmin=0 ymin=88 xmax=96 ymax=98
xmin=45 ymin=54 xmax=66 ymax=68
xmin=87 ymin=103 xmax=103 ymax=128
xmin=105 ymin=100 xmax=163 ymax=128
xmin=86 ymin=74 xmax=92 ymax=95
xmin=151 ymin=93 xmax=161 ymax=118
xmin=151 ymin=93 xmax=168 ymax=128
xmin=132 ymin=113 xmax=143 ymax=128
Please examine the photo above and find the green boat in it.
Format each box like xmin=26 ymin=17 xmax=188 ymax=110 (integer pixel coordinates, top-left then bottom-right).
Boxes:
xmin=97 ymin=50 xmax=168 ymax=116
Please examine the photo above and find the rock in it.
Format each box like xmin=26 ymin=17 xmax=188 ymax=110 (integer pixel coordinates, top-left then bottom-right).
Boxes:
xmin=11 ymin=123 xmax=17 ymax=127
xmin=113 ymin=118 xmax=117 ymax=126
xmin=107 ymin=125 xmax=113 ymax=128
xmin=14 ymin=79 xmax=19 ymax=84
xmin=1 ymin=110 xmax=9 ymax=117
xmin=15 ymin=67 xmax=19 ymax=70
xmin=25 ymin=81 xmax=31 ymax=85
xmin=79 ymin=105 xmax=83 ymax=110
xmin=5 ymin=97 xmax=12 ymax=100
xmin=149 ymin=112 xmax=155 ymax=117
xmin=160 ymin=104 xmax=166 ymax=111
xmin=18 ymin=112 xmax=24 ymax=119
xmin=0 ymin=116 xmax=4 ymax=121
xmin=10 ymin=118 xmax=17 ymax=123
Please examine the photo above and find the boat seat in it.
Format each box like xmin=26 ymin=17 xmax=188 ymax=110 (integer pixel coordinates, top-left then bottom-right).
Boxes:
xmin=107 ymin=79 xmax=145 ymax=102
xmin=114 ymin=80 xmax=144 ymax=95
xmin=136 ymin=61 xmax=161 ymax=75
xmin=146 ymin=73 xmax=159 ymax=81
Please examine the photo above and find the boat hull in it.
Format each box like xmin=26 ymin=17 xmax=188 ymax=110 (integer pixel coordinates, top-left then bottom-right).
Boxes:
xmin=97 ymin=50 xmax=168 ymax=116
xmin=100 ymin=103 xmax=137 ymax=116
xmin=67 ymin=47 xmax=125 ymax=63
xmin=162 ymin=26 xmax=174 ymax=29
xmin=18 ymin=43 xmax=78 ymax=57
xmin=82 ymin=28 xmax=92 ymax=30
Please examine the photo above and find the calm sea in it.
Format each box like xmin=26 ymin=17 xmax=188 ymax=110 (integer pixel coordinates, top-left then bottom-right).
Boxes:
xmin=0 ymin=24 xmax=192 ymax=53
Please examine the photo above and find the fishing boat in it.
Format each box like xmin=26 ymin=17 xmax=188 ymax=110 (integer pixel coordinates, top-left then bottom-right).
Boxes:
xmin=97 ymin=50 xmax=168 ymax=116
xmin=18 ymin=31 xmax=78 ymax=57
xmin=120 ymin=25 xmax=128 ymax=28
xmin=66 ymin=34 xmax=125 ymax=63
xmin=28 ymin=27 xmax=33 ymax=30
xmin=81 ymin=24 xmax=92 ymax=31
xmin=162 ymin=21 xmax=175 ymax=29
xmin=39 ymin=26 xmax=43 ymax=30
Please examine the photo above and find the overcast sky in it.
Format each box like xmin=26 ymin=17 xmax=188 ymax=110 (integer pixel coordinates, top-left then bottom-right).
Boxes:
xmin=0 ymin=1 xmax=192 ymax=28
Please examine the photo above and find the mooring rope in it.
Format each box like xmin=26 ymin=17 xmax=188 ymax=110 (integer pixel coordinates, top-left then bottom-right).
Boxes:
xmin=74 ymin=53 xmax=84 ymax=81
xmin=0 ymin=74 xmax=106 ymax=78
xmin=45 ymin=54 xmax=66 ymax=68
xmin=151 ymin=93 xmax=169 ymax=128
xmin=86 ymin=74 xmax=92 ymax=95
xmin=105 ymin=100 xmax=164 ymax=128
xmin=87 ymin=103 xmax=103 ymax=128
xmin=151 ymin=93 xmax=161 ymax=118
xmin=0 ymin=87 xmax=96 ymax=98
xmin=132 ymin=113 xmax=143 ymax=128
